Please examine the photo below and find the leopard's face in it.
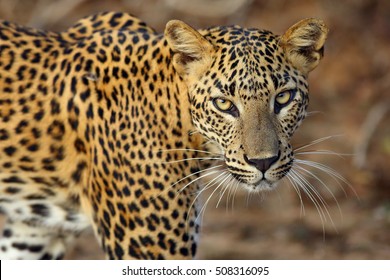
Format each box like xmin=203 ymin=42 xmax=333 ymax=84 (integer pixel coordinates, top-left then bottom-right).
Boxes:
xmin=166 ymin=19 xmax=328 ymax=192
xmin=188 ymin=29 xmax=309 ymax=191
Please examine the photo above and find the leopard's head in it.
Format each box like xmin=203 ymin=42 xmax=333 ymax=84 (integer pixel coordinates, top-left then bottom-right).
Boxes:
xmin=165 ymin=19 xmax=328 ymax=191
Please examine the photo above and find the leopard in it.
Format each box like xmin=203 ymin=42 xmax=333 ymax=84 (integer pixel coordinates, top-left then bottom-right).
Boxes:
xmin=0 ymin=11 xmax=328 ymax=259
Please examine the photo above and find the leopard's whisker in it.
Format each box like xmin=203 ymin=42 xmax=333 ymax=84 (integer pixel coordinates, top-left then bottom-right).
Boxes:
xmin=246 ymin=187 xmax=253 ymax=207
xmin=159 ymin=157 xmax=223 ymax=165
xmin=223 ymin=175 xmax=235 ymax=212
xmin=284 ymin=171 xmax=306 ymax=217
xmin=196 ymin=171 xmax=231 ymax=224
xmin=157 ymin=148 xmax=221 ymax=155
xmin=289 ymin=170 xmax=327 ymax=233
xmin=187 ymin=171 xmax=229 ymax=226
xmin=216 ymin=174 xmax=234 ymax=208
xmin=294 ymin=159 xmax=357 ymax=198
xmin=306 ymin=110 xmax=323 ymax=117
xmin=171 ymin=164 xmax=223 ymax=191
xmin=293 ymin=168 xmax=337 ymax=233
xmin=294 ymin=165 xmax=343 ymax=219
xmin=294 ymin=159 xmax=346 ymax=183
xmin=199 ymin=169 xmax=230 ymax=194
xmin=191 ymin=169 xmax=229 ymax=200
xmin=231 ymin=177 xmax=241 ymax=212
xmin=186 ymin=170 xmax=229 ymax=227
xmin=294 ymin=135 xmax=344 ymax=152
xmin=295 ymin=149 xmax=352 ymax=158
xmin=290 ymin=169 xmax=335 ymax=236
xmin=175 ymin=169 xmax=221 ymax=198
xmin=225 ymin=175 xmax=240 ymax=212
xmin=292 ymin=168 xmax=332 ymax=219
xmin=188 ymin=130 xmax=200 ymax=136
xmin=201 ymin=139 xmax=217 ymax=147
xmin=151 ymin=164 xmax=223 ymax=200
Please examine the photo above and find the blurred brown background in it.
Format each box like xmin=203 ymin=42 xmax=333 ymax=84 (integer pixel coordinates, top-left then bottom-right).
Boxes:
xmin=0 ymin=0 xmax=389 ymax=259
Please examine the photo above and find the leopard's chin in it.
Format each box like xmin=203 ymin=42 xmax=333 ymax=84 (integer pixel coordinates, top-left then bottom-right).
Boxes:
xmin=241 ymin=179 xmax=278 ymax=192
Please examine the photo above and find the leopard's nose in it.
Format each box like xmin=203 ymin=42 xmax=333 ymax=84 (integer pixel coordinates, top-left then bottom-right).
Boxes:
xmin=244 ymin=153 xmax=280 ymax=173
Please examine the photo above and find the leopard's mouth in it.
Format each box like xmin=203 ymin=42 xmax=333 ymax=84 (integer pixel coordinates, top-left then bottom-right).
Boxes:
xmin=223 ymin=160 xmax=293 ymax=192
xmin=230 ymin=172 xmax=277 ymax=191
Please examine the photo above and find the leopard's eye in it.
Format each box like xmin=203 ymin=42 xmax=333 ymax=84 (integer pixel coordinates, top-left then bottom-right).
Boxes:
xmin=214 ymin=98 xmax=233 ymax=111
xmin=274 ymin=90 xmax=296 ymax=114
xmin=275 ymin=91 xmax=292 ymax=106
xmin=212 ymin=98 xmax=239 ymax=117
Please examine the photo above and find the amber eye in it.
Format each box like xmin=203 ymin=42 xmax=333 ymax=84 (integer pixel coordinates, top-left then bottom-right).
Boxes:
xmin=213 ymin=98 xmax=233 ymax=111
xmin=274 ymin=90 xmax=296 ymax=114
xmin=275 ymin=91 xmax=292 ymax=105
xmin=212 ymin=98 xmax=239 ymax=117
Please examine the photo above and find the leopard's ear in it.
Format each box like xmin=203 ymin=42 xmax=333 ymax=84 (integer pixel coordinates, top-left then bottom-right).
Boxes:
xmin=280 ymin=18 xmax=329 ymax=75
xmin=165 ymin=20 xmax=214 ymax=77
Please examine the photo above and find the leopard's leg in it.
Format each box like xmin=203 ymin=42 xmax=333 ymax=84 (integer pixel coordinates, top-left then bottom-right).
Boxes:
xmin=0 ymin=218 xmax=76 ymax=259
